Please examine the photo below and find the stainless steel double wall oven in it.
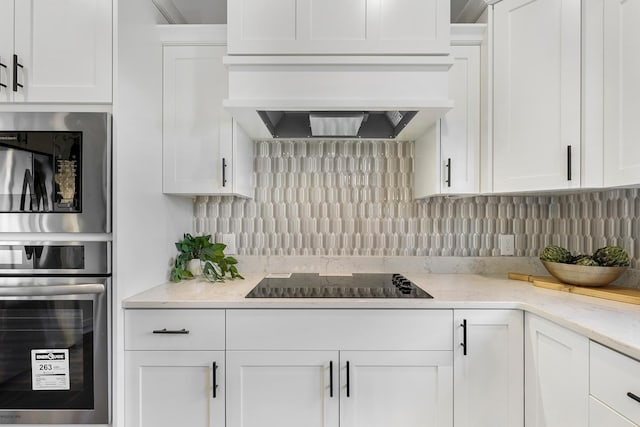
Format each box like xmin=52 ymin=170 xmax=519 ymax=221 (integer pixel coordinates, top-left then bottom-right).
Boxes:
xmin=0 ymin=112 xmax=112 ymax=424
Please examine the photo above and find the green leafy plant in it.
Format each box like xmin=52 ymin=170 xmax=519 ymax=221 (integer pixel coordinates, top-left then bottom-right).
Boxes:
xmin=170 ymin=233 xmax=243 ymax=282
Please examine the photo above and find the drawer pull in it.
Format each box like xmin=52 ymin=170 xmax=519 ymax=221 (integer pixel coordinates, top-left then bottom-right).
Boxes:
xmin=460 ymin=319 xmax=468 ymax=355
xmin=445 ymin=157 xmax=452 ymax=188
xmin=12 ymin=54 xmax=23 ymax=92
xmin=567 ymin=145 xmax=572 ymax=181
xmin=152 ymin=328 xmax=189 ymax=334
xmin=628 ymin=392 xmax=640 ymax=404
xmin=212 ymin=362 xmax=218 ymax=398
xmin=346 ymin=361 xmax=351 ymax=397
xmin=329 ymin=361 xmax=334 ymax=398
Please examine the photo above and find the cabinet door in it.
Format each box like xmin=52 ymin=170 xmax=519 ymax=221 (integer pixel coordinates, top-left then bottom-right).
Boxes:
xmin=525 ymin=313 xmax=589 ymax=427
xmin=162 ymin=44 xmax=232 ymax=195
xmin=340 ymin=351 xmax=453 ymax=427
xmin=590 ymin=397 xmax=638 ymax=427
xmin=492 ymin=0 xmax=581 ymax=192
xmin=603 ymin=0 xmax=640 ymax=187
xmin=0 ymin=0 xmax=13 ymax=103
xmin=126 ymin=351 xmax=225 ymax=427
xmin=227 ymin=0 xmax=449 ymax=55
xmin=441 ymin=45 xmax=481 ymax=195
xmin=226 ymin=350 xmax=339 ymax=427
xmin=454 ymin=310 xmax=523 ymax=427
xmin=13 ymin=0 xmax=112 ymax=103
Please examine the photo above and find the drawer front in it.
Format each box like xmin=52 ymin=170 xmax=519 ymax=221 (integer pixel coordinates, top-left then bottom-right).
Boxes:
xmin=590 ymin=397 xmax=638 ymax=427
xmin=125 ymin=309 xmax=225 ymax=350
xmin=227 ymin=309 xmax=453 ymax=350
xmin=590 ymin=341 xmax=640 ymax=425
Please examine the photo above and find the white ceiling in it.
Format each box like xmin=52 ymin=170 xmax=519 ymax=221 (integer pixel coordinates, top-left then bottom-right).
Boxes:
xmin=154 ymin=0 xmax=487 ymax=25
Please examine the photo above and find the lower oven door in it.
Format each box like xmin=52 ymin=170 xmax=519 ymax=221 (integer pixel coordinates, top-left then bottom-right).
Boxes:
xmin=0 ymin=277 xmax=109 ymax=424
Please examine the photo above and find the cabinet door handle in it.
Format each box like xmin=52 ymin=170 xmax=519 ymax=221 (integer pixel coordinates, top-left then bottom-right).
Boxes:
xmin=346 ymin=361 xmax=351 ymax=397
xmin=628 ymin=392 xmax=640 ymax=404
xmin=329 ymin=361 xmax=334 ymax=397
xmin=445 ymin=158 xmax=451 ymax=188
xmin=222 ymin=158 xmax=227 ymax=187
xmin=212 ymin=362 xmax=218 ymax=398
xmin=12 ymin=54 xmax=23 ymax=92
xmin=152 ymin=328 xmax=189 ymax=334
xmin=567 ymin=145 xmax=572 ymax=181
xmin=0 ymin=60 xmax=6 ymax=90
xmin=460 ymin=319 xmax=467 ymax=355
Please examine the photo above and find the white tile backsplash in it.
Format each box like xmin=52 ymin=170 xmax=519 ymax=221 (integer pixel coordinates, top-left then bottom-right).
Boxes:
xmin=194 ymin=140 xmax=640 ymax=270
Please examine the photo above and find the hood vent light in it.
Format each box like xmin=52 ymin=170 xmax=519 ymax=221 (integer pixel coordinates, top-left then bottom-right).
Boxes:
xmin=257 ymin=110 xmax=418 ymax=139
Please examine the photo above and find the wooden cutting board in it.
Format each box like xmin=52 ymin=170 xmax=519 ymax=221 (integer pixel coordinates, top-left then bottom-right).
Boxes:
xmin=508 ymin=272 xmax=640 ymax=305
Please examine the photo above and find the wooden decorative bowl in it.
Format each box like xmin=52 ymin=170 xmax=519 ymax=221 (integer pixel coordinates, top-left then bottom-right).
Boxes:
xmin=542 ymin=261 xmax=627 ymax=287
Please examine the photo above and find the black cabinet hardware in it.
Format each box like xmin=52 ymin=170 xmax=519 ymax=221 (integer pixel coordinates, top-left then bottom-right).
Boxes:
xmin=212 ymin=362 xmax=218 ymax=398
xmin=0 ymin=60 xmax=6 ymax=90
xmin=12 ymin=55 xmax=23 ymax=92
xmin=152 ymin=328 xmax=189 ymax=334
xmin=628 ymin=392 xmax=640 ymax=404
xmin=460 ymin=319 xmax=467 ymax=355
xmin=329 ymin=361 xmax=334 ymax=397
xmin=346 ymin=361 xmax=351 ymax=397
xmin=567 ymin=145 xmax=572 ymax=181
xmin=445 ymin=158 xmax=451 ymax=188
xmin=222 ymin=158 xmax=227 ymax=187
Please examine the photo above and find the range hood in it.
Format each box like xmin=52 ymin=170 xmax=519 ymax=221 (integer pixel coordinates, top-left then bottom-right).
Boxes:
xmin=223 ymin=55 xmax=454 ymax=140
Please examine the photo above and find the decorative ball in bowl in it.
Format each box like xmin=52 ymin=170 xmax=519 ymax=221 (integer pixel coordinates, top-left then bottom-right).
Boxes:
xmin=541 ymin=261 xmax=627 ymax=287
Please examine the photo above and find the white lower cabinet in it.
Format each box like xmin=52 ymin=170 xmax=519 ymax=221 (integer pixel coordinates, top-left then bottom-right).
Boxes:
xmin=340 ymin=351 xmax=452 ymax=427
xmin=225 ymin=309 xmax=454 ymax=427
xmin=126 ymin=351 xmax=225 ymax=427
xmin=226 ymin=350 xmax=453 ymax=427
xmin=525 ymin=313 xmax=589 ymax=427
xmin=453 ymin=310 xmax=523 ymax=427
xmin=124 ymin=309 xmax=226 ymax=427
xmin=589 ymin=341 xmax=640 ymax=426
xmin=226 ymin=350 xmax=338 ymax=427
xmin=590 ymin=397 xmax=638 ymax=427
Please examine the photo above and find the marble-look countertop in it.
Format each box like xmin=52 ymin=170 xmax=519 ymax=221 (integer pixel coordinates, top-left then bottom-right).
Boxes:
xmin=122 ymin=273 xmax=640 ymax=360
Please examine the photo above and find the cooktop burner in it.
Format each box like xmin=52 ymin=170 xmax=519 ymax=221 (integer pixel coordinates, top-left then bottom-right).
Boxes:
xmin=245 ymin=273 xmax=433 ymax=299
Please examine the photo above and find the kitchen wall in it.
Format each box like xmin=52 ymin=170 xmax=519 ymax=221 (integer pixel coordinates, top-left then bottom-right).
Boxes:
xmin=194 ymin=140 xmax=640 ymax=270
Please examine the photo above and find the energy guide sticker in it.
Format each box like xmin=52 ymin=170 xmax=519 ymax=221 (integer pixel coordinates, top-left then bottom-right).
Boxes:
xmin=31 ymin=349 xmax=70 ymax=390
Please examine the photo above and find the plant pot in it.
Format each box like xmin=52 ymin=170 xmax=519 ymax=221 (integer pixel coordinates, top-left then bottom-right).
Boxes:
xmin=187 ymin=259 xmax=203 ymax=277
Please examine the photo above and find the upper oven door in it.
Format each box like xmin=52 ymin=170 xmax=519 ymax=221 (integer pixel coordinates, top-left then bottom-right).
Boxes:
xmin=0 ymin=112 xmax=111 ymax=233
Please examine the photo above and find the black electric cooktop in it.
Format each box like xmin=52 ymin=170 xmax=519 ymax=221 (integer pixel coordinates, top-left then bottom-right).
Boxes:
xmin=245 ymin=273 xmax=433 ymax=299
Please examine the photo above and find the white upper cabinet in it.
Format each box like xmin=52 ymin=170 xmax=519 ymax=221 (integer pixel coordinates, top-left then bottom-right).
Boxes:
xmin=491 ymin=0 xmax=581 ymax=193
xmin=0 ymin=0 xmax=13 ymax=102
xmin=227 ymin=0 xmax=450 ymax=55
xmin=415 ymin=26 xmax=483 ymax=199
xmin=0 ymin=0 xmax=112 ymax=103
xmin=161 ymin=26 xmax=253 ymax=197
xmin=602 ymin=0 xmax=640 ymax=187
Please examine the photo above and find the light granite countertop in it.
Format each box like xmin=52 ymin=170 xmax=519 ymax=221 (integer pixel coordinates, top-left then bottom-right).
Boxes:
xmin=122 ymin=273 xmax=640 ymax=360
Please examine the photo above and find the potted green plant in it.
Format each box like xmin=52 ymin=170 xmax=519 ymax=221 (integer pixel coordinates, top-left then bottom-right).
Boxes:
xmin=170 ymin=233 xmax=243 ymax=282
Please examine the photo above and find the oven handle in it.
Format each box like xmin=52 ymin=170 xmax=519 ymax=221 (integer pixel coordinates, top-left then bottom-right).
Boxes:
xmin=0 ymin=283 xmax=105 ymax=297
